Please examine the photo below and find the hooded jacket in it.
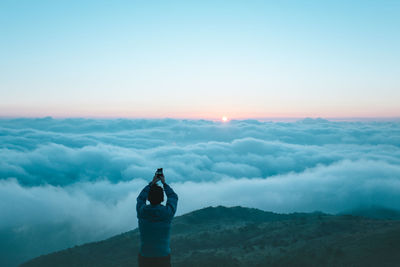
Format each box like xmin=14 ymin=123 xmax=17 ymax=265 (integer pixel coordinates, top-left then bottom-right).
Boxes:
xmin=136 ymin=183 xmax=178 ymax=257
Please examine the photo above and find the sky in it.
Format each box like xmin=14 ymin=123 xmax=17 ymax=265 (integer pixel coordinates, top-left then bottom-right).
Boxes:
xmin=1 ymin=1 xmax=400 ymax=266
xmin=1 ymin=0 xmax=400 ymax=119
xmin=1 ymin=117 xmax=400 ymax=265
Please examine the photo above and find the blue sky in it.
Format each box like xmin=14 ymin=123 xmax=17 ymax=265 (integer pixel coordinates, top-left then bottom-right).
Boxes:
xmin=1 ymin=0 xmax=399 ymax=118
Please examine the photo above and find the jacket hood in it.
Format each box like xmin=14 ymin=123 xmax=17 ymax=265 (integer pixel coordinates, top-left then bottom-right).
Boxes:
xmin=141 ymin=204 xmax=168 ymax=221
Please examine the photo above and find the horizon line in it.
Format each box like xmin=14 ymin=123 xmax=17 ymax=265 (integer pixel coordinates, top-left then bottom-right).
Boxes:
xmin=1 ymin=115 xmax=399 ymax=122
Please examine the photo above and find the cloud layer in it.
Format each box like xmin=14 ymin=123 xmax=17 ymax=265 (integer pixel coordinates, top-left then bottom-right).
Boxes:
xmin=1 ymin=118 xmax=400 ymax=265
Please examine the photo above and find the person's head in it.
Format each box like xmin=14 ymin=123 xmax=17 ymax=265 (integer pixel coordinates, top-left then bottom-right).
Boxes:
xmin=148 ymin=184 xmax=164 ymax=205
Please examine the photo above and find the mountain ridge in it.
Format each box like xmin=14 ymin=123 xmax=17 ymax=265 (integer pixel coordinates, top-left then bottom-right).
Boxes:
xmin=21 ymin=206 xmax=400 ymax=267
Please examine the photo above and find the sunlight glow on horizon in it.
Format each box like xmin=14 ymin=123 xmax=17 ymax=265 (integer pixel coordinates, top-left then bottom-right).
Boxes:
xmin=1 ymin=106 xmax=399 ymax=122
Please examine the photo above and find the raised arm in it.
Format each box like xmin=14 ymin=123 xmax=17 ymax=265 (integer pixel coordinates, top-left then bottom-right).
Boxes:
xmin=161 ymin=177 xmax=178 ymax=218
xmin=136 ymin=183 xmax=151 ymax=216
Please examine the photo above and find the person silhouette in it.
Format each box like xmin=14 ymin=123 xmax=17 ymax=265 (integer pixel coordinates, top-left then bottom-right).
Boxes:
xmin=136 ymin=169 xmax=178 ymax=267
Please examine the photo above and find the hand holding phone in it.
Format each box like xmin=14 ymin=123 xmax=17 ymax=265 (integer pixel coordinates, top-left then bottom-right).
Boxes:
xmin=155 ymin=168 xmax=166 ymax=184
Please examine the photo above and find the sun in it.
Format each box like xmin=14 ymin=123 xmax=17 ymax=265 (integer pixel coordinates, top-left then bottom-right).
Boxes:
xmin=222 ymin=116 xmax=228 ymax=122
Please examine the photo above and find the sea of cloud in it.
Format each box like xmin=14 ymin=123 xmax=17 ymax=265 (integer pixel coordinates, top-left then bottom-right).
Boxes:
xmin=1 ymin=117 xmax=400 ymax=265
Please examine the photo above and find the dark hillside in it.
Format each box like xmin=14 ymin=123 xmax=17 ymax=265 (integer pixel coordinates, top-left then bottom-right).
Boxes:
xmin=21 ymin=206 xmax=400 ymax=267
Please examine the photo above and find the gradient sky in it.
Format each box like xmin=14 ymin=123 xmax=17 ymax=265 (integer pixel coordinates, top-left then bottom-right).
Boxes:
xmin=1 ymin=0 xmax=399 ymax=119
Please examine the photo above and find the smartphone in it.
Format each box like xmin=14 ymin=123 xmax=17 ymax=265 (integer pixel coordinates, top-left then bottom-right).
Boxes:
xmin=156 ymin=168 xmax=163 ymax=177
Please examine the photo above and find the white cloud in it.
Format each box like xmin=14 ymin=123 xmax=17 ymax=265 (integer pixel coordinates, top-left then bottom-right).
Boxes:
xmin=0 ymin=118 xmax=400 ymax=265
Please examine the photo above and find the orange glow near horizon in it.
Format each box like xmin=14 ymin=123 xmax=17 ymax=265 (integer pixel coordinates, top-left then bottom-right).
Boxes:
xmin=0 ymin=105 xmax=399 ymax=121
